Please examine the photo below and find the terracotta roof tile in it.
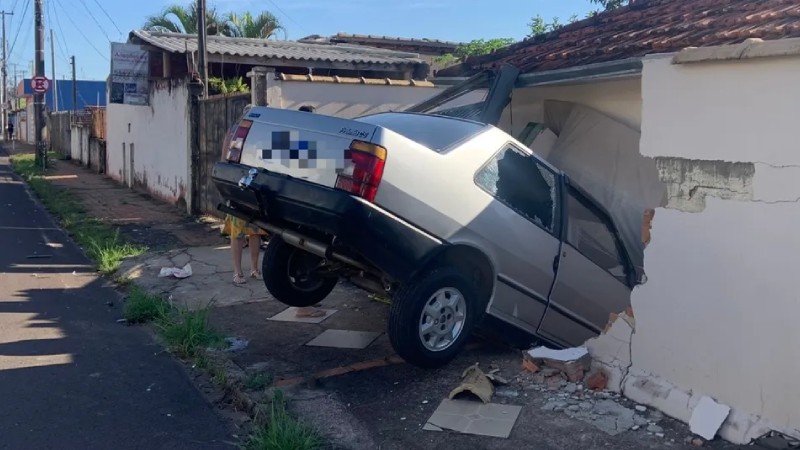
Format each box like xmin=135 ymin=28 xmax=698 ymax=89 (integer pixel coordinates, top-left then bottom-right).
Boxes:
xmin=438 ymin=0 xmax=800 ymax=76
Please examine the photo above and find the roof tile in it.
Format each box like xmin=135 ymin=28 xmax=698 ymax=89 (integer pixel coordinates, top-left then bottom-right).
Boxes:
xmin=438 ymin=0 xmax=800 ymax=76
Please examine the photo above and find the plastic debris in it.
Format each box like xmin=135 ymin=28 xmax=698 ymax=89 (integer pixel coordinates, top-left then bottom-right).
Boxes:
xmin=158 ymin=263 xmax=193 ymax=279
xmin=449 ymin=364 xmax=494 ymax=404
xmin=224 ymin=337 xmax=249 ymax=352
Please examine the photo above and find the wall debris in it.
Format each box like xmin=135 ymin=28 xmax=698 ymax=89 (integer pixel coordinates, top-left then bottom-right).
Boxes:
xmin=655 ymin=157 xmax=755 ymax=212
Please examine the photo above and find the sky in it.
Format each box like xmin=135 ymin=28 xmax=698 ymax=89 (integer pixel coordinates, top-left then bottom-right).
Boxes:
xmin=3 ymin=0 xmax=598 ymax=82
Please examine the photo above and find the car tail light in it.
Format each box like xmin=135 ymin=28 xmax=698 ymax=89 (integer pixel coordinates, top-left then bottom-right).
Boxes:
xmin=224 ymin=120 xmax=253 ymax=163
xmin=335 ymin=140 xmax=387 ymax=202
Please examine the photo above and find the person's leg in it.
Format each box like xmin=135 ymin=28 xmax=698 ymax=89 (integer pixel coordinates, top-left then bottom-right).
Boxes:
xmin=231 ymin=236 xmax=246 ymax=284
xmin=248 ymin=234 xmax=261 ymax=278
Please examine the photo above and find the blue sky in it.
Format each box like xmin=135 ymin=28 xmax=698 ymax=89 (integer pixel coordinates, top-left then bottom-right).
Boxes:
xmin=5 ymin=0 xmax=597 ymax=82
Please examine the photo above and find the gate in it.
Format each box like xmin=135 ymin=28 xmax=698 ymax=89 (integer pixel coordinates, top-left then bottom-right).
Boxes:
xmin=194 ymin=93 xmax=250 ymax=216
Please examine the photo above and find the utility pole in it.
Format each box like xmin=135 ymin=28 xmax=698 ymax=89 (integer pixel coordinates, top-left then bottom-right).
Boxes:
xmin=70 ymin=56 xmax=76 ymax=113
xmin=197 ymin=0 xmax=208 ymax=97
xmin=50 ymin=29 xmax=58 ymax=112
xmin=34 ymin=0 xmax=46 ymax=168
xmin=1 ymin=10 xmax=13 ymax=137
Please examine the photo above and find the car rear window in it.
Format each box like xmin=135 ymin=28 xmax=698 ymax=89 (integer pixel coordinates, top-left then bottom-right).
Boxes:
xmin=355 ymin=112 xmax=486 ymax=152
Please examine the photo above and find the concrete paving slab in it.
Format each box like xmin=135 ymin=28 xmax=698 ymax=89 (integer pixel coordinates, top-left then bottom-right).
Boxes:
xmin=424 ymin=399 xmax=522 ymax=438
xmin=268 ymin=307 xmax=338 ymax=324
xmin=305 ymin=329 xmax=381 ymax=349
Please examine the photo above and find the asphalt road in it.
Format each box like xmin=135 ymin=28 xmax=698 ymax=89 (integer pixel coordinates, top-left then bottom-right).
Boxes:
xmin=0 ymin=147 xmax=235 ymax=449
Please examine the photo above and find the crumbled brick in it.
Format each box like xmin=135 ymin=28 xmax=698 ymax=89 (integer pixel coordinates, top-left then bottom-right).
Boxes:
xmin=585 ymin=370 xmax=609 ymax=391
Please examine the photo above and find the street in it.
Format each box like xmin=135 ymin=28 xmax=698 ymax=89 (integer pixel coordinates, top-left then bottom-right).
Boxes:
xmin=0 ymin=146 xmax=234 ymax=449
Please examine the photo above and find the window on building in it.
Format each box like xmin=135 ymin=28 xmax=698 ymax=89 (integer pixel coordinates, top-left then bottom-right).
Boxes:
xmin=475 ymin=145 xmax=559 ymax=234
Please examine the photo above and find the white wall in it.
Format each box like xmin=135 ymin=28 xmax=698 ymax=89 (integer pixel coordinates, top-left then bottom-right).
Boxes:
xmin=274 ymin=81 xmax=445 ymax=118
xmin=500 ymin=77 xmax=643 ymax=136
xmin=70 ymin=126 xmax=89 ymax=164
xmin=609 ymin=54 xmax=800 ymax=444
xmin=106 ymin=79 xmax=191 ymax=209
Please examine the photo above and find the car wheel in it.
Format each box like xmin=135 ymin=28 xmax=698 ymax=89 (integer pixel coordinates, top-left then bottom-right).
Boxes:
xmin=262 ymin=237 xmax=338 ymax=307
xmin=388 ymin=267 xmax=479 ymax=369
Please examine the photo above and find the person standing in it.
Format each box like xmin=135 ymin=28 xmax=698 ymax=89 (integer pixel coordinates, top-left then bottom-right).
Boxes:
xmin=7 ymin=120 xmax=14 ymax=141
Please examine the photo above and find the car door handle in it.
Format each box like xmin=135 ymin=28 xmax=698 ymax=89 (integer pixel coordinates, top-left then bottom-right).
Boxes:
xmin=552 ymin=254 xmax=560 ymax=273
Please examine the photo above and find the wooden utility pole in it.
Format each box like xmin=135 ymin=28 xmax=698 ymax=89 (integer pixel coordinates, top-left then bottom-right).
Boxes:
xmin=1 ymin=11 xmax=13 ymax=137
xmin=197 ymin=0 xmax=208 ymax=97
xmin=50 ymin=29 xmax=58 ymax=112
xmin=34 ymin=0 xmax=46 ymax=167
xmin=70 ymin=56 xmax=76 ymax=112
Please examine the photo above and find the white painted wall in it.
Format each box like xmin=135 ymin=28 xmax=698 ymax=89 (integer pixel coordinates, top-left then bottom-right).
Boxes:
xmin=500 ymin=77 xmax=643 ymax=136
xmin=274 ymin=81 xmax=446 ymax=118
xmin=606 ymin=54 xmax=800 ymax=444
xmin=106 ymin=79 xmax=191 ymax=209
xmin=70 ymin=126 xmax=89 ymax=164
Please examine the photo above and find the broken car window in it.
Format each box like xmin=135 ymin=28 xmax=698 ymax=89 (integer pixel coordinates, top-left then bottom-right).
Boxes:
xmin=476 ymin=146 xmax=558 ymax=234
xmin=564 ymin=188 xmax=628 ymax=284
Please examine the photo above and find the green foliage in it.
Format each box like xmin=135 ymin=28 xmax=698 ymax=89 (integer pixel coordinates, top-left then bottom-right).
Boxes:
xmin=527 ymin=13 xmax=581 ymax=38
xmin=456 ymin=38 xmax=515 ymax=59
xmin=10 ymin=153 xmax=146 ymax=275
xmin=208 ymin=76 xmax=250 ymax=96
xmin=124 ymin=286 xmax=169 ymax=324
xmin=156 ymin=306 xmax=224 ymax=359
xmin=245 ymin=390 xmax=321 ymax=450
xmin=245 ymin=372 xmax=274 ymax=391
xmin=591 ymin=0 xmax=629 ymax=10
xmin=144 ymin=4 xmax=284 ymax=39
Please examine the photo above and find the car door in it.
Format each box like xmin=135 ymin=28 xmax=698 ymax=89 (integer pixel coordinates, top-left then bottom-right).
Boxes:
xmin=473 ymin=144 xmax=562 ymax=335
xmin=537 ymin=182 xmax=634 ymax=347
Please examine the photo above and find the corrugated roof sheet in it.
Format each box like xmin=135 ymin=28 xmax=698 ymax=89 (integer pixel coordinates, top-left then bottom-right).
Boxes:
xmin=131 ymin=30 xmax=425 ymax=66
xmin=437 ymin=0 xmax=800 ymax=77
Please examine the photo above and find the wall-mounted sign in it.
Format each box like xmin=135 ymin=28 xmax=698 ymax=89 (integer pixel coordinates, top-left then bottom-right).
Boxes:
xmin=110 ymin=42 xmax=150 ymax=105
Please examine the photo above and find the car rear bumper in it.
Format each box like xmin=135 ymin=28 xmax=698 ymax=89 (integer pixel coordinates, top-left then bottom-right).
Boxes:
xmin=211 ymin=162 xmax=443 ymax=283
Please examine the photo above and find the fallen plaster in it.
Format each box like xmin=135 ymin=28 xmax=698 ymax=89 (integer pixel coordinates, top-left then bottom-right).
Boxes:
xmin=586 ymin=311 xmax=635 ymax=392
xmin=655 ymin=157 xmax=755 ymax=212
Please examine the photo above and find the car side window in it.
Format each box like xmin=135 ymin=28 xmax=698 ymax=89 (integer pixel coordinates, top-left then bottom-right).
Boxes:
xmin=564 ymin=187 xmax=628 ymax=284
xmin=475 ymin=145 xmax=559 ymax=234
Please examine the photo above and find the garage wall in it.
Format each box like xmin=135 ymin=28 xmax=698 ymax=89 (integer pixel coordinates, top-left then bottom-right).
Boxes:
xmin=612 ymin=53 xmax=800 ymax=444
xmin=500 ymin=77 xmax=643 ymax=137
xmin=106 ymin=79 xmax=191 ymax=210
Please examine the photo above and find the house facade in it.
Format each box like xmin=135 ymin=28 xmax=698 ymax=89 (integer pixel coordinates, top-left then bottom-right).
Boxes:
xmin=106 ymin=31 xmax=445 ymax=211
xmin=437 ymin=0 xmax=800 ymax=443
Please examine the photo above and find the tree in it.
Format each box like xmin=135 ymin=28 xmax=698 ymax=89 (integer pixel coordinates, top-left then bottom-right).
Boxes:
xmin=527 ymin=14 xmax=579 ymax=38
xmin=144 ymin=3 xmax=226 ymax=35
xmin=591 ymin=0 xmax=629 ymax=10
xmin=224 ymin=11 xmax=286 ymax=39
xmin=432 ymin=38 xmax=514 ymax=68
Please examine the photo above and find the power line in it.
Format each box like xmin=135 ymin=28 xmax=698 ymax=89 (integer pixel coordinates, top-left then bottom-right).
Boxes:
xmin=7 ymin=0 xmax=30 ymax=58
xmin=263 ymin=0 xmax=309 ymax=37
xmin=78 ymin=0 xmax=110 ymax=42
xmin=91 ymin=0 xmax=123 ymax=37
xmin=53 ymin=0 xmax=108 ymax=60
xmin=49 ymin=0 xmax=71 ymax=59
xmin=47 ymin=0 xmax=69 ymax=67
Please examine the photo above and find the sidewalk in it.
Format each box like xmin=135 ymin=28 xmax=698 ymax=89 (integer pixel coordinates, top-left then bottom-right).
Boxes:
xmin=4 ymin=142 xmax=226 ymax=250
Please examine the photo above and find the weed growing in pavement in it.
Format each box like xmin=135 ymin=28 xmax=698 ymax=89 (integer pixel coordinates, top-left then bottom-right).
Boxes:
xmin=156 ymin=306 xmax=224 ymax=359
xmin=245 ymin=372 xmax=274 ymax=391
xmin=124 ymin=286 xmax=169 ymax=324
xmin=245 ymin=390 xmax=321 ymax=450
xmin=10 ymin=153 xmax=146 ymax=274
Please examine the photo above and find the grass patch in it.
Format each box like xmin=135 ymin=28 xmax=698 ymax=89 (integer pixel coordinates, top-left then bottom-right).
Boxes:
xmin=245 ymin=391 xmax=321 ymax=450
xmin=245 ymin=372 xmax=273 ymax=391
xmin=124 ymin=286 xmax=169 ymax=324
xmin=10 ymin=153 xmax=146 ymax=274
xmin=156 ymin=307 xmax=224 ymax=359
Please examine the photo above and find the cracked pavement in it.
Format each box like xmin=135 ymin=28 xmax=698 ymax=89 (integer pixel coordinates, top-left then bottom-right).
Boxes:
xmin=118 ymin=245 xmax=273 ymax=310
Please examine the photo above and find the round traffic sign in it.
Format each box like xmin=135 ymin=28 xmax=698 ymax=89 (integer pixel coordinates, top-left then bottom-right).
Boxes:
xmin=30 ymin=75 xmax=51 ymax=94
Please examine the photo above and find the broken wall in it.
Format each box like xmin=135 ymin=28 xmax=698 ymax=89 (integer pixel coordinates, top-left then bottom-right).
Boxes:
xmin=604 ymin=53 xmax=800 ymax=444
xmin=106 ymin=79 xmax=192 ymax=210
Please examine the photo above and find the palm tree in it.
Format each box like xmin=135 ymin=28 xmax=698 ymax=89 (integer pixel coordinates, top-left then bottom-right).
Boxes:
xmin=224 ymin=12 xmax=286 ymax=39
xmin=144 ymin=3 xmax=227 ymax=35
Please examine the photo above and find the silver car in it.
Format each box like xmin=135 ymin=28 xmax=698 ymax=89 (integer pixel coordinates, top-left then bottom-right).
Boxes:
xmin=212 ymin=106 xmax=638 ymax=368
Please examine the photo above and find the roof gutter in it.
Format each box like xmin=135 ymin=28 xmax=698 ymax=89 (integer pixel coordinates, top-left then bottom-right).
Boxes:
xmin=516 ymin=57 xmax=643 ymax=88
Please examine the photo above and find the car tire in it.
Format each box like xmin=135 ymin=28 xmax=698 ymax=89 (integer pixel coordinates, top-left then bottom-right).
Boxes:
xmin=261 ymin=237 xmax=338 ymax=307
xmin=388 ymin=267 xmax=479 ymax=369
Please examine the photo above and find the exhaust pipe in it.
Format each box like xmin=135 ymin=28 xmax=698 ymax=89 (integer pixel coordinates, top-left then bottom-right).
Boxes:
xmin=218 ymin=204 xmax=373 ymax=273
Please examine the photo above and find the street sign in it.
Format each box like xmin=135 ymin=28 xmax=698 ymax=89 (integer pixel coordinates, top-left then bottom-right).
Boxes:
xmin=30 ymin=75 xmax=50 ymax=94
